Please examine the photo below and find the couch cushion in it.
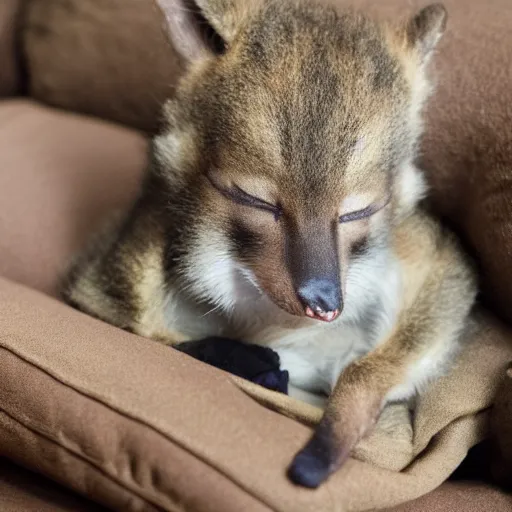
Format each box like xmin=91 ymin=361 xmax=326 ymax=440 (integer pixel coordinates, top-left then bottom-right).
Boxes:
xmin=0 ymin=458 xmax=107 ymax=512
xmin=0 ymin=276 xmax=335 ymax=512
xmin=417 ymin=0 xmax=512 ymax=325
xmin=22 ymin=0 xmax=185 ymax=133
xmin=0 ymin=100 xmax=147 ymax=296
xmin=383 ymin=481 xmax=512 ymax=512
xmin=1 ymin=276 xmax=512 ymax=512
xmin=0 ymin=0 xmax=22 ymax=96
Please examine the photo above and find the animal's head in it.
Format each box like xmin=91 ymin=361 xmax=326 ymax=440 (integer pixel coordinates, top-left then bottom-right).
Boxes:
xmin=153 ymin=0 xmax=447 ymax=321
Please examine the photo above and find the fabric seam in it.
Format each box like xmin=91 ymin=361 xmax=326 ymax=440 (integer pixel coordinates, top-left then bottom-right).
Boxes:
xmin=0 ymin=407 xmax=171 ymax=512
xmin=0 ymin=342 xmax=277 ymax=512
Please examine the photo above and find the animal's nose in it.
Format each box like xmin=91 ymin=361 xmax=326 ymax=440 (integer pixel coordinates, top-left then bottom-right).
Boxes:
xmin=297 ymin=278 xmax=342 ymax=322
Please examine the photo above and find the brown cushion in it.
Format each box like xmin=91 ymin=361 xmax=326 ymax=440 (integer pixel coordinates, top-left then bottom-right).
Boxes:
xmin=0 ymin=0 xmax=22 ymax=96
xmin=0 ymin=100 xmax=147 ymax=296
xmin=22 ymin=0 xmax=512 ymax=324
xmin=22 ymin=0 xmax=185 ymax=133
xmin=0 ymin=277 xmax=276 ymax=512
xmin=2 ymin=275 xmax=511 ymax=512
xmin=419 ymin=0 xmax=512 ymax=325
xmin=490 ymin=366 xmax=512 ymax=488
xmin=383 ymin=482 xmax=512 ymax=512
xmin=0 ymin=458 xmax=107 ymax=512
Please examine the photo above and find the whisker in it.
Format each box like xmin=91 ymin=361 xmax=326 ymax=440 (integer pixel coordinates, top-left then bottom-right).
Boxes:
xmin=201 ymin=303 xmax=223 ymax=318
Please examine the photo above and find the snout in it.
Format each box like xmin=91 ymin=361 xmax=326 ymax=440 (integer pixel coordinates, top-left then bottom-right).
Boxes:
xmin=286 ymin=219 xmax=343 ymax=323
xmin=297 ymin=277 xmax=342 ymax=322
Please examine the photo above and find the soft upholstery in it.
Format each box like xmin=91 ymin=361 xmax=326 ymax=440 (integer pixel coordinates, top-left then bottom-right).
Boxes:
xmin=1 ymin=266 xmax=512 ymax=512
xmin=418 ymin=0 xmax=512 ymax=326
xmin=0 ymin=458 xmax=106 ymax=512
xmin=22 ymin=0 xmax=185 ymax=133
xmin=382 ymin=482 xmax=512 ymax=512
xmin=0 ymin=0 xmax=23 ymax=96
xmin=0 ymin=100 xmax=146 ymax=296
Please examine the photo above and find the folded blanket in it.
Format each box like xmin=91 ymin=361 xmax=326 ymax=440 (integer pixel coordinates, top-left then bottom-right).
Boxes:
xmin=1 ymin=277 xmax=511 ymax=512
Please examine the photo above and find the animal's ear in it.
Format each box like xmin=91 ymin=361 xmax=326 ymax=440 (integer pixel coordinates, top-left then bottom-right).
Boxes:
xmin=404 ymin=3 xmax=447 ymax=63
xmin=154 ymin=0 xmax=253 ymax=62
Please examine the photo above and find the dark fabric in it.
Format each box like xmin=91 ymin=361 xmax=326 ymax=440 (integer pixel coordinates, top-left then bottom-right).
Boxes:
xmin=175 ymin=338 xmax=289 ymax=394
xmin=0 ymin=458 xmax=108 ymax=512
xmin=0 ymin=0 xmax=22 ymax=96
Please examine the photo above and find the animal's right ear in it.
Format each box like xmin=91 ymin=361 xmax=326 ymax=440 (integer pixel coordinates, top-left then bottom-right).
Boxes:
xmin=154 ymin=0 xmax=253 ymax=62
xmin=404 ymin=3 xmax=447 ymax=64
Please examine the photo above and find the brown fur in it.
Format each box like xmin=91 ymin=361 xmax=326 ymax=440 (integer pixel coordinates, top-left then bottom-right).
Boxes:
xmin=62 ymin=0 xmax=476 ymax=488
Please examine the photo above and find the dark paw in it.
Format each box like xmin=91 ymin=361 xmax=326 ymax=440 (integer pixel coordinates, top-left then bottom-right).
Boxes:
xmin=174 ymin=337 xmax=288 ymax=394
xmin=287 ymin=421 xmax=341 ymax=488
xmin=288 ymin=445 xmax=332 ymax=488
xmin=288 ymin=416 xmax=351 ymax=489
xmin=253 ymin=369 xmax=289 ymax=394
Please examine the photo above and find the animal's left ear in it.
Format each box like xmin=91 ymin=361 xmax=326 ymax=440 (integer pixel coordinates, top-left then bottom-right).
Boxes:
xmin=155 ymin=0 xmax=255 ymax=63
xmin=404 ymin=3 xmax=447 ymax=64
xmin=194 ymin=0 xmax=252 ymax=45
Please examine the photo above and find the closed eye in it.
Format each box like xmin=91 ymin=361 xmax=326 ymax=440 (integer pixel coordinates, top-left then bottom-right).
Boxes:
xmin=229 ymin=184 xmax=281 ymax=215
xmin=339 ymin=196 xmax=390 ymax=224
xmin=207 ymin=173 xmax=282 ymax=219
xmin=339 ymin=205 xmax=376 ymax=223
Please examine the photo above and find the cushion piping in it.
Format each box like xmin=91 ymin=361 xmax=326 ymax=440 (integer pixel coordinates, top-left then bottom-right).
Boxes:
xmin=0 ymin=407 xmax=167 ymax=511
xmin=0 ymin=342 xmax=276 ymax=511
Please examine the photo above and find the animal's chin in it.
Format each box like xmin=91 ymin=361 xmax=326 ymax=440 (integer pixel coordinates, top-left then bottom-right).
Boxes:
xmin=268 ymin=298 xmax=341 ymax=324
xmin=305 ymin=307 xmax=340 ymax=322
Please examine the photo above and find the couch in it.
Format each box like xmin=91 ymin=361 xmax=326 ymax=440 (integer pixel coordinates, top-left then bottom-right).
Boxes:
xmin=0 ymin=0 xmax=512 ymax=510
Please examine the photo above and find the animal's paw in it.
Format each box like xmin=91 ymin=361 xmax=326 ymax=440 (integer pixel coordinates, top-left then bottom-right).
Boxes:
xmin=287 ymin=420 xmax=350 ymax=488
xmin=175 ymin=337 xmax=279 ymax=368
xmin=174 ymin=337 xmax=288 ymax=393
xmin=288 ymin=444 xmax=331 ymax=488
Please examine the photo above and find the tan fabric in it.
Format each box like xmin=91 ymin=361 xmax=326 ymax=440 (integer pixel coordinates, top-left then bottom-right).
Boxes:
xmin=490 ymin=365 xmax=512 ymax=488
xmin=382 ymin=482 xmax=512 ymax=512
xmin=0 ymin=100 xmax=147 ymax=297
xmin=0 ymin=458 xmax=107 ymax=512
xmin=0 ymin=0 xmax=22 ymax=96
xmin=1 ymin=461 xmax=511 ymax=512
xmin=22 ymin=0 xmax=185 ymax=133
xmin=0 ymin=276 xmax=511 ymax=512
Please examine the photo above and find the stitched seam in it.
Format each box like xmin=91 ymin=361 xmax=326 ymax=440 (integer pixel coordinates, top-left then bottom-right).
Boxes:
xmin=0 ymin=343 xmax=277 ymax=512
xmin=0 ymin=407 xmax=168 ymax=512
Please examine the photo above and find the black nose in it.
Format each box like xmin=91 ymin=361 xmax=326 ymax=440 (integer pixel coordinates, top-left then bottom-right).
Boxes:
xmin=297 ymin=278 xmax=342 ymax=320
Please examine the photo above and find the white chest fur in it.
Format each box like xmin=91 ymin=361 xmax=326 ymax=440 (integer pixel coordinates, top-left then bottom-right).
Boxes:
xmin=197 ymin=246 xmax=402 ymax=395
xmin=250 ymin=251 xmax=401 ymax=395
xmin=171 ymin=231 xmax=402 ymax=397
